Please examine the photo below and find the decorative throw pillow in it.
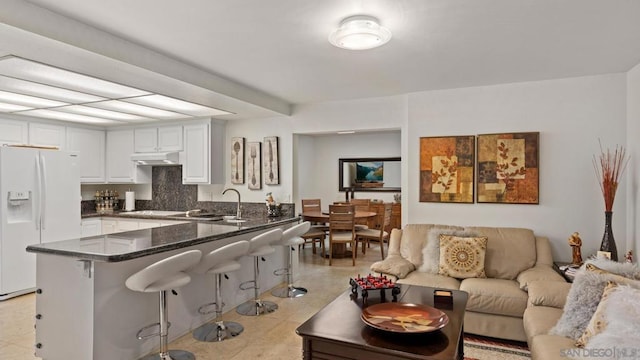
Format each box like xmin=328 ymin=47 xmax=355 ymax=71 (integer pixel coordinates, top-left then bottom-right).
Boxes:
xmin=581 ymin=285 xmax=640 ymax=353
xmin=549 ymin=260 xmax=640 ymax=340
xmin=370 ymin=255 xmax=416 ymax=279
xmin=418 ymin=228 xmax=473 ymax=274
xmin=438 ymin=235 xmax=487 ymax=279
xmin=575 ymin=282 xmax=618 ymax=347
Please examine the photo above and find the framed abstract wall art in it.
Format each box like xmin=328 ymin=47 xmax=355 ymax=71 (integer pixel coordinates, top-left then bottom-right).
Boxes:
xmin=231 ymin=137 xmax=245 ymax=184
xmin=419 ymin=135 xmax=475 ymax=203
xmin=263 ymin=136 xmax=279 ymax=185
xmin=476 ymin=132 xmax=539 ymax=204
xmin=247 ymin=141 xmax=262 ymax=190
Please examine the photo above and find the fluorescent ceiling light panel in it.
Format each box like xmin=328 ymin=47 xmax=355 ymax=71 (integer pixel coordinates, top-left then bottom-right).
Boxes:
xmin=0 ymin=101 xmax=32 ymax=112
xmin=0 ymin=57 xmax=150 ymax=98
xmin=0 ymin=90 xmax=68 ymax=108
xmin=0 ymin=75 xmax=106 ymax=103
xmin=86 ymin=100 xmax=190 ymax=119
xmin=125 ymin=95 xmax=231 ymax=116
xmin=53 ymin=105 xmax=148 ymax=121
xmin=17 ymin=109 xmax=124 ymax=125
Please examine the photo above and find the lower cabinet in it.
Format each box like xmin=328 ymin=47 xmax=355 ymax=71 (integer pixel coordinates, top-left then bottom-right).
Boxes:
xmin=85 ymin=217 xmax=187 ymax=236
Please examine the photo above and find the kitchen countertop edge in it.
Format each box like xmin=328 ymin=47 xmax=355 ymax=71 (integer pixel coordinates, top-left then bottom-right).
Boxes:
xmin=27 ymin=216 xmax=300 ymax=262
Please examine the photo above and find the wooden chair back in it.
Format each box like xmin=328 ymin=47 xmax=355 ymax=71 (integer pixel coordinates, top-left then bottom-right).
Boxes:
xmin=349 ymin=198 xmax=371 ymax=212
xmin=328 ymin=204 xmax=355 ymax=233
xmin=302 ymin=199 xmax=321 ymax=213
xmin=380 ymin=203 xmax=393 ymax=235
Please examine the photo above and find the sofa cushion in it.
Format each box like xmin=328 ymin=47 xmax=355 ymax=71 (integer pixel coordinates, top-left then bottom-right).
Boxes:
xmin=399 ymin=224 xmax=463 ymax=268
xmin=517 ymin=266 xmax=566 ymax=291
xmin=397 ymin=271 xmax=461 ymax=290
xmin=527 ymin=281 xmax=571 ymax=309
xmin=529 ymin=335 xmax=576 ymax=360
xmin=523 ymin=306 xmax=563 ymax=343
xmin=370 ymin=254 xmax=416 ymax=279
xmin=550 ymin=260 xmax=640 ymax=340
xmin=460 ymin=278 xmax=528 ymax=317
xmin=465 ymin=226 xmax=536 ymax=280
xmin=575 ymin=282 xmax=618 ymax=347
xmin=438 ymin=235 xmax=488 ymax=279
xmin=418 ymin=227 xmax=473 ymax=274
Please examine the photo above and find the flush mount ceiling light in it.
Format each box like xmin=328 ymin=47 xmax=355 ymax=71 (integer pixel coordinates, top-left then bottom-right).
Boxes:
xmin=329 ymin=15 xmax=392 ymax=50
xmin=0 ymin=56 xmax=232 ymax=125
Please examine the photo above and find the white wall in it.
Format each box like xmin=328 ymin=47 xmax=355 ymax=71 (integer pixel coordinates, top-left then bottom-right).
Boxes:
xmin=407 ymin=74 xmax=628 ymax=261
xmin=627 ymin=61 xmax=640 ymax=260
xmin=199 ymin=116 xmax=294 ymax=204
xmin=295 ymin=132 xmax=401 ymax=210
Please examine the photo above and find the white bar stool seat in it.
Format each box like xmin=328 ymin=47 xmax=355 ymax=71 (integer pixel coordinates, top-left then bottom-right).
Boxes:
xmin=272 ymin=222 xmax=311 ymax=298
xmin=237 ymin=228 xmax=283 ymax=316
xmin=190 ymin=241 xmax=250 ymax=342
xmin=125 ymin=250 xmax=202 ymax=360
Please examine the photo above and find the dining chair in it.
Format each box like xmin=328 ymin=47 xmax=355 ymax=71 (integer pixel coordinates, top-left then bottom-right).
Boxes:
xmin=349 ymin=198 xmax=371 ymax=230
xmin=328 ymin=204 xmax=356 ymax=266
xmin=301 ymin=198 xmax=328 ymax=253
xmin=356 ymin=203 xmax=392 ymax=259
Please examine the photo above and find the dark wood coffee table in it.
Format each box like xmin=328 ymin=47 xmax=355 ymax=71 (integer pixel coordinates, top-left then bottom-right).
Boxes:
xmin=296 ymin=284 xmax=468 ymax=360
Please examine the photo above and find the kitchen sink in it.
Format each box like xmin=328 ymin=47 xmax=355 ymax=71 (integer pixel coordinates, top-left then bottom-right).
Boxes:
xmin=172 ymin=212 xmax=225 ymax=221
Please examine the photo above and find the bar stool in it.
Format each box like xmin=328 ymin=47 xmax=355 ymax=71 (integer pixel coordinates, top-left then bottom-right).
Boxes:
xmin=272 ymin=222 xmax=311 ymax=298
xmin=237 ymin=228 xmax=283 ymax=316
xmin=125 ymin=250 xmax=202 ymax=360
xmin=191 ymin=241 xmax=250 ymax=342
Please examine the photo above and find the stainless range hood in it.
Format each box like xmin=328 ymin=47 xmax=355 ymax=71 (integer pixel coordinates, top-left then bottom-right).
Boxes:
xmin=130 ymin=152 xmax=180 ymax=166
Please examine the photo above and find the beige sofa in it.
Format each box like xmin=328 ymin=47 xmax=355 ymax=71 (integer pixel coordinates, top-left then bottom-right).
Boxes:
xmin=370 ymin=224 xmax=566 ymax=342
xmin=523 ymin=280 xmax=575 ymax=359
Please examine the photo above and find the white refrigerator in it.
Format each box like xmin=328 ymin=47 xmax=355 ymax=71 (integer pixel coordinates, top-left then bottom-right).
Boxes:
xmin=0 ymin=146 xmax=81 ymax=300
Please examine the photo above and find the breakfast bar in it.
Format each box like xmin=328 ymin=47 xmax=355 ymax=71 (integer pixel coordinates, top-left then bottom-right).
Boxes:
xmin=26 ymin=217 xmax=299 ymax=360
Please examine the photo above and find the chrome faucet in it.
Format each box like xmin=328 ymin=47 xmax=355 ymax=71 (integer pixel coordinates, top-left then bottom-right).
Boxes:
xmin=222 ymin=188 xmax=242 ymax=219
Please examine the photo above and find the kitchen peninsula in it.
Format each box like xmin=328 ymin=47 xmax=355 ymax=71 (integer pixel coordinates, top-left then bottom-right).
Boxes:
xmin=27 ymin=216 xmax=299 ymax=360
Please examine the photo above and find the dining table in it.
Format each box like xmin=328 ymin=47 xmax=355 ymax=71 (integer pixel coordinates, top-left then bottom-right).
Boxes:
xmin=302 ymin=210 xmax=377 ymax=258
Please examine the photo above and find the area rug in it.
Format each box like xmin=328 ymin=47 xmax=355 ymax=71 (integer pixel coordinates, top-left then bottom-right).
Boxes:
xmin=463 ymin=334 xmax=531 ymax=360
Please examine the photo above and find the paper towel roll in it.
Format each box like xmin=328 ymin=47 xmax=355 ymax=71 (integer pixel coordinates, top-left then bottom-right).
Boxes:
xmin=125 ymin=191 xmax=135 ymax=211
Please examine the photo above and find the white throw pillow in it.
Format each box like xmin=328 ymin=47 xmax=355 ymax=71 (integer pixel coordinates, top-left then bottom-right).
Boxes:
xmin=418 ymin=228 xmax=473 ymax=274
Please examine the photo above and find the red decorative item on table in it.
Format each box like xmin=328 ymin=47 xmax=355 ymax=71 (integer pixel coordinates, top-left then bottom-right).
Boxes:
xmin=350 ymin=273 xmax=400 ymax=305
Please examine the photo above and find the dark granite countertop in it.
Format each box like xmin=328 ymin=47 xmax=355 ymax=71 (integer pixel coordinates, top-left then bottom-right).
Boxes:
xmin=27 ymin=216 xmax=300 ymax=262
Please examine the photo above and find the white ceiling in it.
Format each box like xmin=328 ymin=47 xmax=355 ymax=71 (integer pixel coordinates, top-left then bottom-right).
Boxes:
xmin=4 ymin=0 xmax=640 ymax=119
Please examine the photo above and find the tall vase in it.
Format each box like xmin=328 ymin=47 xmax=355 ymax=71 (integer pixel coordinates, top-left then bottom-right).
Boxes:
xmin=600 ymin=211 xmax=618 ymax=261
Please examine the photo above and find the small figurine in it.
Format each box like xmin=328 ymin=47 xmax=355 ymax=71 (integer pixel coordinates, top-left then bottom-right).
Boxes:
xmin=625 ymin=250 xmax=633 ymax=263
xmin=568 ymin=232 xmax=583 ymax=266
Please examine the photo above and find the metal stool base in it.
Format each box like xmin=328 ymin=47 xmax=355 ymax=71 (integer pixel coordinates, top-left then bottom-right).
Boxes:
xmin=236 ymin=300 xmax=278 ymax=316
xmin=140 ymin=349 xmax=195 ymax=360
xmin=272 ymin=285 xmax=308 ymax=298
xmin=192 ymin=321 xmax=244 ymax=342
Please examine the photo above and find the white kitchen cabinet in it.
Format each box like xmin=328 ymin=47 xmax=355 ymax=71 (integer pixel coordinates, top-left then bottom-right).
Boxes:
xmin=106 ymin=129 xmax=151 ymax=184
xmin=66 ymin=127 xmax=106 ymax=183
xmin=183 ymin=120 xmax=225 ymax=184
xmin=29 ymin=123 xmax=66 ymax=149
xmin=134 ymin=126 xmax=182 ymax=153
xmin=101 ymin=219 xmax=117 ymax=235
xmin=0 ymin=119 xmax=28 ymax=145
xmin=81 ymin=218 xmax=102 ymax=237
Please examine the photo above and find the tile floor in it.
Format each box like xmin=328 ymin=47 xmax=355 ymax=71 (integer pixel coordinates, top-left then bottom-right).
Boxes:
xmin=0 ymin=241 xmax=382 ymax=359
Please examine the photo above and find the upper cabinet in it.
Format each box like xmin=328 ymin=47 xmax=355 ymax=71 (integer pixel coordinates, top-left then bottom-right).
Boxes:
xmin=66 ymin=127 xmax=106 ymax=183
xmin=106 ymin=129 xmax=150 ymax=184
xmin=29 ymin=123 xmax=66 ymax=149
xmin=0 ymin=119 xmax=28 ymax=145
xmin=183 ymin=120 xmax=225 ymax=184
xmin=134 ymin=126 xmax=182 ymax=153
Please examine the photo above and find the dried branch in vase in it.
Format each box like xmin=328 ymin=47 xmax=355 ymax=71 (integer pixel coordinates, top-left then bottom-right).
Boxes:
xmin=592 ymin=142 xmax=629 ymax=212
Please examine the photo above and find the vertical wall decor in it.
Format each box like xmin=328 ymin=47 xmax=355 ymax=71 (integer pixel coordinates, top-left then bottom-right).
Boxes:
xmin=263 ymin=136 xmax=280 ymax=185
xmin=247 ymin=141 xmax=262 ymax=190
xmin=231 ymin=137 xmax=245 ymax=184
xmin=419 ymin=135 xmax=475 ymax=203
xmin=477 ymin=132 xmax=539 ymax=204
